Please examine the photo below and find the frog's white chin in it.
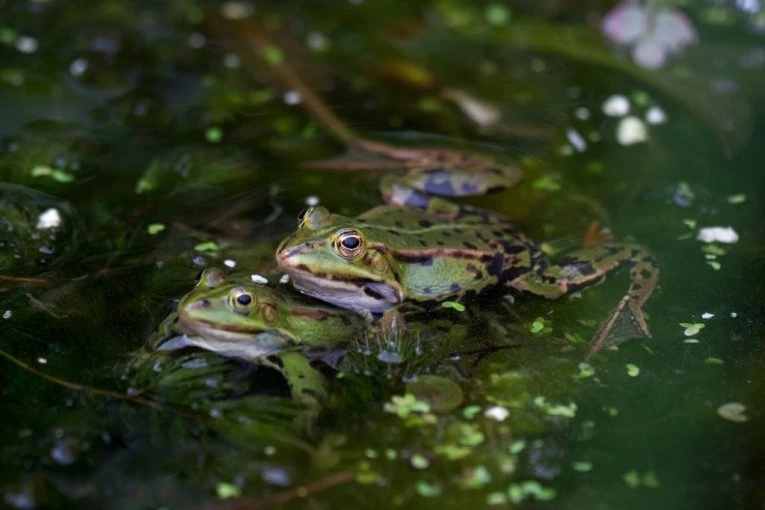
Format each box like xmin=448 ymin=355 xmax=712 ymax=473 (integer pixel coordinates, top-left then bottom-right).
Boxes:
xmin=163 ymin=323 xmax=287 ymax=360
xmin=288 ymin=272 xmax=400 ymax=314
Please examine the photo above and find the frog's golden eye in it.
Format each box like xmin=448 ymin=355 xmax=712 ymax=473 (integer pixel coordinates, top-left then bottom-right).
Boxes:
xmin=335 ymin=229 xmax=364 ymax=259
xmin=231 ymin=289 xmax=255 ymax=313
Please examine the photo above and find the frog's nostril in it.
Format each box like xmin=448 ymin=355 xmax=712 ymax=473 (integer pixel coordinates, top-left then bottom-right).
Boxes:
xmin=201 ymin=299 xmax=211 ymax=308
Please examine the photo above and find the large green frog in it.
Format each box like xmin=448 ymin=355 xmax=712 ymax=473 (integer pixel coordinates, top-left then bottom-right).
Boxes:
xmin=275 ymin=192 xmax=658 ymax=353
xmin=162 ymin=268 xmax=365 ymax=430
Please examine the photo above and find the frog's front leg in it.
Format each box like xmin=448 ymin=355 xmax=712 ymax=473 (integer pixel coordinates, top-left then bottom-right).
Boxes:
xmin=509 ymin=243 xmax=659 ymax=352
xmin=267 ymin=351 xmax=327 ymax=435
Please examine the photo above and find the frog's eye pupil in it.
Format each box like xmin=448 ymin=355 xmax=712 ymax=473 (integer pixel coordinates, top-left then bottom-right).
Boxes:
xmin=236 ymin=294 xmax=252 ymax=306
xmin=341 ymin=236 xmax=360 ymax=250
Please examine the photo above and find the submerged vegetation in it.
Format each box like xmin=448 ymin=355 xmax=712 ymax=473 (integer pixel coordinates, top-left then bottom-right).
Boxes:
xmin=1 ymin=1 xmax=764 ymax=509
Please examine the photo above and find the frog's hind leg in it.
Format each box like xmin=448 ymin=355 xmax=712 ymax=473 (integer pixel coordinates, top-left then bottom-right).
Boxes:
xmin=510 ymin=243 xmax=659 ymax=355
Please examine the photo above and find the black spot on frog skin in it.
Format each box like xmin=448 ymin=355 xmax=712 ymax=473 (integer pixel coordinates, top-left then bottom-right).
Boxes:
xmin=486 ymin=253 xmax=505 ymax=277
xmin=463 ymin=241 xmax=478 ymax=250
xmin=386 ymin=229 xmax=401 ymax=236
xmin=492 ymin=230 xmax=504 ymax=238
xmin=454 ymin=228 xmax=464 ymax=234
xmin=640 ymin=269 xmax=653 ymax=280
xmin=436 ymin=241 xmax=445 ymax=246
xmin=499 ymin=241 xmax=526 ymax=254
xmin=394 ymin=221 xmax=404 ymax=228
xmin=450 ymin=283 xmax=461 ymax=292
xmin=419 ymin=240 xmax=428 ymax=247
xmin=419 ymin=257 xmax=434 ymax=266
xmin=419 ymin=220 xmax=433 ymax=228
xmin=423 ymin=287 xmax=432 ymax=294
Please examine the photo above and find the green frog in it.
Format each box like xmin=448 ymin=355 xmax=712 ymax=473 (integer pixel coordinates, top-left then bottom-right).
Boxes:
xmin=163 ymin=268 xmax=365 ymax=431
xmin=275 ymin=198 xmax=658 ymax=354
xmin=304 ymin=138 xmax=523 ymax=218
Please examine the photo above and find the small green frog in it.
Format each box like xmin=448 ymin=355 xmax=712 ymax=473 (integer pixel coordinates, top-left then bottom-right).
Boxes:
xmin=162 ymin=268 xmax=365 ymax=430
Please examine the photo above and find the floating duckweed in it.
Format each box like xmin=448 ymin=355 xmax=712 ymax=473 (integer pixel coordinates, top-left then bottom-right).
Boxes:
xmin=705 ymin=357 xmax=724 ymax=365
xmin=433 ymin=444 xmax=471 ymax=460
xmin=531 ymin=176 xmax=560 ymax=192
xmin=534 ymin=397 xmax=577 ymax=417
xmin=702 ymin=244 xmax=727 ymax=256
xmin=461 ymin=465 xmax=491 ymax=489
xmin=0 ymin=27 xmax=16 ymax=45
xmin=441 ymin=301 xmax=465 ymax=312
xmin=458 ymin=424 xmax=485 ymax=447
xmin=486 ymin=492 xmax=507 ymax=505
xmin=407 ymin=375 xmax=463 ymax=413
xmin=31 ymin=165 xmax=74 ymax=183
xmin=572 ymin=461 xmax=593 ymax=472
xmin=415 ymin=480 xmax=441 ymax=497
xmin=509 ymin=440 xmax=526 ymax=454
xmin=383 ymin=393 xmax=431 ymax=418
xmin=147 ymin=223 xmax=165 ymax=235
xmin=194 ymin=241 xmax=219 ymax=252
xmin=263 ymin=46 xmax=283 ymax=65
xmin=215 ymin=482 xmax=241 ymax=499
xmin=606 ymin=406 xmax=619 ymax=417
xmin=577 ymin=362 xmax=595 ymax=378
xmin=485 ymin=4 xmax=511 ymax=25
xmin=364 ymin=448 xmax=378 ymax=459
xmin=717 ymin=402 xmax=748 ymax=422
xmin=623 ymin=470 xmax=660 ymax=488
xmin=706 ymin=261 xmax=722 ymax=270
xmin=385 ymin=449 xmax=397 ymax=460
xmin=530 ymin=317 xmax=545 ymax=334
xmin=626 ymin=364 xmax=640 ymax=377
xmin=727 ymin=194 xmax=746 ymax=204
xmin=623 ymin=470 xmax=641 ymax=488
xmin=205 ymin=126 xmax=223 ymax=143
xmin=643 ymin=471 xmax=660 ymax=488
xmin=508 ymin=481 xmax=557 ymax=503
xmin=410 ymin=453 xmax=430 ymax=470
xmin=462 ymin=405 xmax=481 ymax=420
xmin=679 ymin=322 xmax=705 ymax=336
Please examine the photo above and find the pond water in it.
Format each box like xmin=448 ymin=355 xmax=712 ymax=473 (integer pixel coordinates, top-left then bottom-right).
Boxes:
xmin=1 ymin=1 xmax=764 ymax=509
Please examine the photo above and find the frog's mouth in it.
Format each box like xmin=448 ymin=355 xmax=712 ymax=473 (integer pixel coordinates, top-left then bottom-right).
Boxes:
xmin=174 ymin=316 xmax=289 ymax=359
xmin=287 ymin=272 xmax=402 ymax=314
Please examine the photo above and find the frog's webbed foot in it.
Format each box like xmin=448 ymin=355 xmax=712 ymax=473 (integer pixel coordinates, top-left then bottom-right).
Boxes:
xmin=510 ymin=243 xmax=659 ymax=357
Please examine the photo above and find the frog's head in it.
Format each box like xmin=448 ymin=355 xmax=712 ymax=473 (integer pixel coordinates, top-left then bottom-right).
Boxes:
xmin=175 ymin=268 xmax=291 ymax=357
xmin=275 ymin=206 xmax=403 ymax=313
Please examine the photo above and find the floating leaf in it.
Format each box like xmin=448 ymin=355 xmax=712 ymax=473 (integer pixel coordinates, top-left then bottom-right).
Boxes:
xmin=415 ymin=480 xmax=441 ymax=497
xmin=216 ymin=482 xmax=241 ymax=499
xmin=626 ymin=364 xmax=640 ymax=377
xmin=194 ymin=241 xmax=220 ymax=252
xmin=147 ymin=223 xmax=165 ymax=235
xmin=441 ymin=301 xmax=465 ymax=312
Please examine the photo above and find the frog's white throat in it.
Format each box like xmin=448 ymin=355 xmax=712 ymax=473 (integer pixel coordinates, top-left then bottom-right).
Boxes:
xmin=288 ymin=272 xmax=401 ymax=314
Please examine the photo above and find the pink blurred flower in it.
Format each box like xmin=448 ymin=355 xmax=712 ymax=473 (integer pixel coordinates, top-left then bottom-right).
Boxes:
xmin=602 ymin=1 xmax=697 ymax=69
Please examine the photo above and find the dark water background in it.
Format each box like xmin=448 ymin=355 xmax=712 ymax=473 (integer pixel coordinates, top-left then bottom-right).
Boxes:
xmin=1 ymin=1 xmax=764 ymax=509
